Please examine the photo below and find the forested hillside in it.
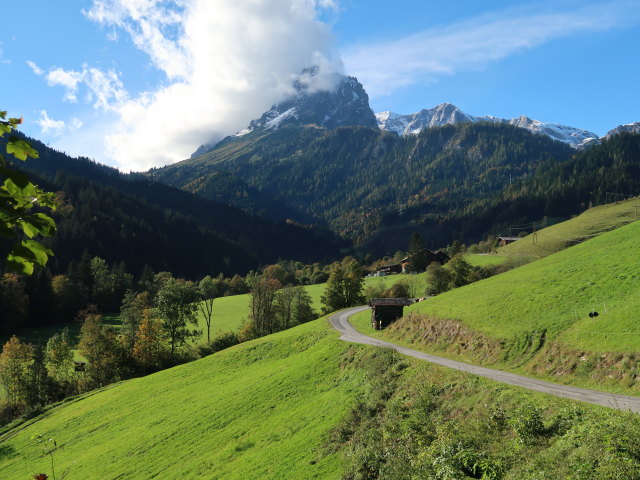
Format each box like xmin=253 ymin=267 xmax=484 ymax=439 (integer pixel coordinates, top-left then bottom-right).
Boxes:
xmin=2 ymin=134 xmax=345 ymax=279
xmin=149 ymin=122 xmax=576 ymax=250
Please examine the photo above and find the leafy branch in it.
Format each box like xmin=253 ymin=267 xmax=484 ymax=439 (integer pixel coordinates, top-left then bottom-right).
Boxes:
xmin=0 ymin=111 xmax=57 ymax=274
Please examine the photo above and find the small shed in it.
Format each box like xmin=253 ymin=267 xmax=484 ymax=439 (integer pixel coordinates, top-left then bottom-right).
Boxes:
xmin=497 ymin=236 xmax=520 ymax=247
xmin=379 ymin=263 xmax=402 ymax=275
xmin=74 ymin=361 xmax=86 ymax=372
xmin=369 ymin=298 xmax=415 ymax=330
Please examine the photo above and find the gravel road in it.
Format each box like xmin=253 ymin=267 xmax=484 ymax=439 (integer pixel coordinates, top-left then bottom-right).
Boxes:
xmin=330 ymin=306 xmax=640 ymax=413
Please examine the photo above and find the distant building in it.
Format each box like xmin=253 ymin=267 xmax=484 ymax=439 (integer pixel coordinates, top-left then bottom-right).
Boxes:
xmin=369 ymin=298 xmax=416 ymax=330
xmin=497 ymin=236 xmax=520 ymax=247
xmin=378 ymin=248 xmax=449 ymax=275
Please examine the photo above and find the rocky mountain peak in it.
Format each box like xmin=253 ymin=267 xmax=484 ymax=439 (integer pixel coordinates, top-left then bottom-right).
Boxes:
xmin=245 ymin=73 xmax=377 ymax=133
xmin=605 ymin=122 xmax=640 ymax=139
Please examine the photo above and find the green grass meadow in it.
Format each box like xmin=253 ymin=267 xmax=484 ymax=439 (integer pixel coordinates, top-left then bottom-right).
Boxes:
xmin=0 ymin=319 xmax=364 ymax=479
xmin=408 ymin=220 xmax=640 ymax=352
xmin=499 ymin=198 xmax=640 ymax=258
xmin=5 ymin=315 xmax=640 ymax=479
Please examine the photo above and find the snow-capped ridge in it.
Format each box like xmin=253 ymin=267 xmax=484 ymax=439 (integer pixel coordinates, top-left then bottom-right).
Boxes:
xmin=376 ymin=104 xmax=601 ymax=149
xmin=605 ymin=122 xmax=640 ymax=139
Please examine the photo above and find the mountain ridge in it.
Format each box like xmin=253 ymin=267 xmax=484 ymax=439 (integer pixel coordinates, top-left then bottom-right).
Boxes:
xmin=376 ymin=103 xmax=602 ymax=149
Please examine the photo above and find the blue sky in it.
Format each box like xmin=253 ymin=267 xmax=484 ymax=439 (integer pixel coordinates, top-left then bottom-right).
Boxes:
xmin=1 ymin=0 xmax=639 ymax=170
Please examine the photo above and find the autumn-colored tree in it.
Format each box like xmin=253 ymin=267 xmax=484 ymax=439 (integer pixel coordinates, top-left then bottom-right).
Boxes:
xmin=0 ymin=336 xmax=36 ymax=407
xmin=120 ymin=290 xmax=153 ymax=352
xmin=132 ymin=309 xmax=164 ymax=372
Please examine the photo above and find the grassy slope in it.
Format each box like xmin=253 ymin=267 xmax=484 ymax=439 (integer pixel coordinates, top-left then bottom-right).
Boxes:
xmin=4 ymin=317 xmax=640 ymax=478
xmin=350 ymin=218 xmax=640 ymax=394
xmin=408 ymin=220 xmax=640 ymax=351
xmin=0 ymin=320 xmax=363 ymax=479
xmin=466 ymin=254 xmax=512 ymax=267
xmin=499 ymin=197 xmax=640 ymax=258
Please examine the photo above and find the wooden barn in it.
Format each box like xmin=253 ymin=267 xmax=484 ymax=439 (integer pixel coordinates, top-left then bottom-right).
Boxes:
xmin=378 ymin=249 xmax=450 ymax=275
xmin=497 ymin=236 xmax=520 ymax=247
xmin=369 ymin=298 xmax=415 ymax=330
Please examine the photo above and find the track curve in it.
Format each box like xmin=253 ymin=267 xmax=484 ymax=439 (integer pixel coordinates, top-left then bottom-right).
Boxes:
xmin=330 ymin=306 xmax=640 ymax=413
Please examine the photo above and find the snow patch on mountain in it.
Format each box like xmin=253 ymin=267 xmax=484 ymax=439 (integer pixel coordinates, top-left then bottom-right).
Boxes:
xmin=376 ymin=103 xmax=601 ymax=149
xmin=605 ymin=122 xmax=640 ymax=139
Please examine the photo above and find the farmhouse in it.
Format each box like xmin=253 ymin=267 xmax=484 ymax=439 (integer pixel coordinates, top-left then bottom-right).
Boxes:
xmin=369 ymin=298 xmax=415 ymax=330
xmin=497 ymin=236 xmax=520 ymax=247
xmin=378 ymin=248 xmax=450 ymax=275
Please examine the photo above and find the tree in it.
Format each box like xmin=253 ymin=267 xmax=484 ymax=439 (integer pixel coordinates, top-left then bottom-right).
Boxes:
xmin=448 ymin=255 xmax=473 ymax=288
xmin=0 ymin=336 xmax=36 ymax=407
xmin=406 ymin=232 xmax=430 ymax=272
xmin=0 ymin=112 xmax=56 ymax=274
xmin=120 ymin=290 xmax=153 ymax=352
xmin=77 ymin=312 xmax=122 ymax=388
xmin=426 ymin=263 xmax=452 ymax=295
xmin=274 ymin=286 xmax=297 ymax=330
xmin=290 ymin=286 xmax=315 ymax=325
xmin=155 ymin=279 xmax=200 ymax=358
xmin=321 ymin=259 xmax=365 ymax=314
xmin=133 ymin=309 xmax=164 ymax=372
xmin=198 ymin=276 xmax=221 ymax=343
xmin=0 ymin=273 xmax=29 ymax=332
xmin=248 ymin=276 xmax=281 ymax=337
xmin=44 ymin=328 xmax=75 ymax=393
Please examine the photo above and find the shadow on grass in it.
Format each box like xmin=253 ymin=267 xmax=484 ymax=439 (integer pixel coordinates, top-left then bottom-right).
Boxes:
xmin=0 ymin=443 xmax=16 ymax=461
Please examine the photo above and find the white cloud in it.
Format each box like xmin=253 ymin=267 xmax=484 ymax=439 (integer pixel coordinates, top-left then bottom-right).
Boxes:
xmin=46 ymin=68 xmax=83 ymax=102
xmin=84 ymin=0 xmax=341 ymax=171
xmin=26 ymin=60 xmax=44 ymax=75
xmin=46 ymin=65 xmax=127 ymax=109
xmin=344 ymin=1 xmax=640 ymax=98
xmin=36 ymin=110 xmax=66 ymax=135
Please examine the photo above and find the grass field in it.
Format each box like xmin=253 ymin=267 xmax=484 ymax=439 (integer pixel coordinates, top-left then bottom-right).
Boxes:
xmin=0 ymin=319 xmax=363 ymax=479
xmin=191 ymin=273 xmax=424 ymax=342
xmin=347 ymin=217 xmax=640 ymax=393
xmin=466 ymin=253 xmax=513 ymax=267
xmin=4 ymin=316 xmax=640 ymax=478
xmin=411 ymin=220 xmax=640 ymax=351
xmin=499 ymin=197 xmax=640 ymax=258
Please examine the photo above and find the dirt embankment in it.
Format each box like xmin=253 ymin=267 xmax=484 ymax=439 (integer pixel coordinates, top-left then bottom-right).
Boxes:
xmin=385 ymin=313 xmax=640 ymax=391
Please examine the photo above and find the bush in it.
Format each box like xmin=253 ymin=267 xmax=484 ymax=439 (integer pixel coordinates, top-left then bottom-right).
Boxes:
xmin=198 ymin=332 xmax=241 ymax=357
xmin=511 ymin=402 xmax=545 ymax=444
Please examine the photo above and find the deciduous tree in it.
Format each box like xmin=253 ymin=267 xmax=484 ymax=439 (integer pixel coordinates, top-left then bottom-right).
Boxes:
xmin=0 ymin=336 xmax=36 ymax=407
xmin=155 ymin=279 xmax=200 ymax=358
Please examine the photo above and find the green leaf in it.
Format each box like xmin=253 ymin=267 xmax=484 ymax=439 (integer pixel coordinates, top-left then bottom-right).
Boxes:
xmin=6 ymin=139 xmax=38 ymax=161
xmin=22 ymin=239 xmax=53 ymax=265
xmin=6 ymin=253 xmax=35 ymax=275
xmin=0 ymin=166 xmax=30 ymax=188
xmin=3 ymin=177 xmax=37 ymax=198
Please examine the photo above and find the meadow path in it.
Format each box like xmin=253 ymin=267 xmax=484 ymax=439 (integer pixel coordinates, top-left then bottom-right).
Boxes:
xmin=330 ymin=306 xmax=640 ymax=413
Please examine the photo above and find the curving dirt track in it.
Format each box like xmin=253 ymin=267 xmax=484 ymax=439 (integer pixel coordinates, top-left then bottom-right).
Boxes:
xmin=330 ymin=306 xmax=640 ymax=413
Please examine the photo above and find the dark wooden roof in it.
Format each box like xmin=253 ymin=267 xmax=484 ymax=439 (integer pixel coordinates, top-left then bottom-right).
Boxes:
xmin=369 ymin=298 xmax=415 ymax=307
